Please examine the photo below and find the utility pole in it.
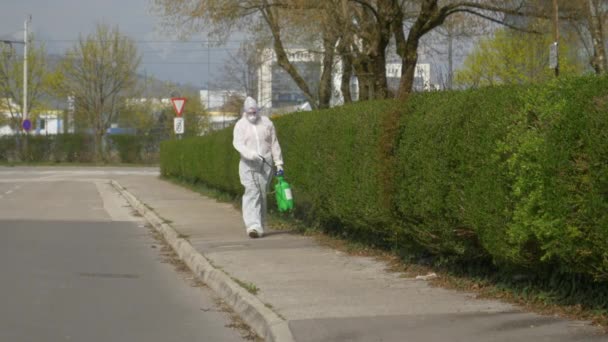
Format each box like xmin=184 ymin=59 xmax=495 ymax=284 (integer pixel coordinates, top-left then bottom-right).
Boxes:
xmin=1 ymin=16 xmax=31 ymax=133
xmin=24 ymin=15 xmax=31 ymax=121
xmin=552 ymin=0 xmax=560 ymax=77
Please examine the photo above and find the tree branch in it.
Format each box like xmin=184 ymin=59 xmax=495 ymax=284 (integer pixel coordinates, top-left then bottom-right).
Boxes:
xmin=446 ymin=8 xmax=543 ymax=34
xmin=348 ymin=0 xmax=381 ymax=22
xmin=446 ymin=1 xmax=579 ymax=21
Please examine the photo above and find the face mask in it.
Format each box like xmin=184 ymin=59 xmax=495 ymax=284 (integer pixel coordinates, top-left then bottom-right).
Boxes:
xmin=246 ymin=112 xmax=258 ymax=123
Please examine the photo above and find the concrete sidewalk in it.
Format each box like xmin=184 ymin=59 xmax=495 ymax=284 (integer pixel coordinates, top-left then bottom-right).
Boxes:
xmin=113 ymin=175 xmax=605 ymax=342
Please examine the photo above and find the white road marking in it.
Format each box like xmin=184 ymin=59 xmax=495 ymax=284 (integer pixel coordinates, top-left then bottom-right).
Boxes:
xmin=0 ymin=178 xmax=108 ymax=183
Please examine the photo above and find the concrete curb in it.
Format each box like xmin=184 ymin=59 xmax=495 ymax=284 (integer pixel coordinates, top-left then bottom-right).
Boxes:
xmin=111 ymin=180 xmax=295 ymax=342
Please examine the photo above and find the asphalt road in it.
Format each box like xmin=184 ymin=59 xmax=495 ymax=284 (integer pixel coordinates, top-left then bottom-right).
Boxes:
xmin=0 ymin=167 xmax=251 ymax=342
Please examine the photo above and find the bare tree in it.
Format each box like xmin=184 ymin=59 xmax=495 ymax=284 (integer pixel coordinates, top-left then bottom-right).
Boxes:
xmin=154 ymin=0 xmax=599 ymax=104
xmin=153 ymin=0 xmax=346 ymax=109
xmin=211 ymin=42 xmax=260 ymax=98
xmin=575 ymin=0 xmax=608 ymax=73
xmin=55 ymin=23 xmax=141 ymax=161
xmin=422 ymin=13 xmax=489 ymax=89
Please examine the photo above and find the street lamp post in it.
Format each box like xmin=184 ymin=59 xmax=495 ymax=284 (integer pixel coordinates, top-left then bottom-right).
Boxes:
xmin=23 ymin=16 xmax=30 ymax=122
xmin=1 ymin=16 xmax=30 ymax=127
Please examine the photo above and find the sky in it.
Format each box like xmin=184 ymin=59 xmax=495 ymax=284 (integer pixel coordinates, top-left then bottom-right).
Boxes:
xmin=0 ymin=0 xmax=242 ymax=89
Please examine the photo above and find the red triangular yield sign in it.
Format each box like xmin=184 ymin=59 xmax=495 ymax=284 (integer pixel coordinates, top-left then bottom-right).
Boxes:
xmin=171 ymin=97 xmax=187 ymax=117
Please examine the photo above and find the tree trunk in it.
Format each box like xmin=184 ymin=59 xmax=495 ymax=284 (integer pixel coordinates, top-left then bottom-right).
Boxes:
xmin=373 ymin=59 xmax=388 ymax=98
xmin=340 ymin=50 xmax=353 ymax=103
xmin=93 ymin=113 xmax=105 ymax=162
xmin=353 ymin=60 xmax=374 ymax=101
xmin=261 ymin=3 xmax=318 ymax=109
xmin=337 ymin=36 xmax=353 ymax=103
xmin=586 ymin=0 xmax=607 ymax=74
xmin=94 ymin=131 xmax=103 ymax=162
xmin=398 ymin=40 xmax=421 ymax=100
xmin=372 ymin=0 xmax=392 ymax=99
xmin=318 ymin=33 xmax=338 ymax=109
xmin=396 ymin=0 xmax=444 ymax=99
xmin=339 ymin=0 xmax=353 ymax=103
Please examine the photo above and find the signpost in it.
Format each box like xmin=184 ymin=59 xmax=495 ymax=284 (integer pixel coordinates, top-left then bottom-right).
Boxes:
xmin=171 ymin=97 xmax=186 ymax=117
xmin=171 ymin=97 xmax=187 ymax=137
xmin=22 ymin=119 xmax=32 ymax=132
xmin=174 ymin=117 xmax=184 ymax=135
xmin=549 ymin=42 xmax=558 ymax=70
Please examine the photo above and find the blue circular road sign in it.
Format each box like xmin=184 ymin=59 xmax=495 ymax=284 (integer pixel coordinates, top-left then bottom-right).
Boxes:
xmin=22 ymin=119 xmax=32 ymax=131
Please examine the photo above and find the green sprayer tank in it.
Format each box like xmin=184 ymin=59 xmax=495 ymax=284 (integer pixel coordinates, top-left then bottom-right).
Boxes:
xmin=274 ymin=170 xmax=294 ymax=212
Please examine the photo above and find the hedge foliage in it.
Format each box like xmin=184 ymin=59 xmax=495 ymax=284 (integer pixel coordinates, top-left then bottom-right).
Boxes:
xmin=0 ymin=134 xmax=157 ymax=163
xmin=108 ymin=134 xmax=160 ymax=163
xmin=161 ymin=76 xmax=608 ymax=282
xmin=161 ymin=130 xmax=242 ymax=195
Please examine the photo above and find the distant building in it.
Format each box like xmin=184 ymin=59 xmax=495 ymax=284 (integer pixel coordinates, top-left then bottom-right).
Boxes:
xmin=386 ymin=62 xmax=433 ymax=92
xmin=256 ymin=48 xmax=322 ymax=111
xmin=35 ymin=112 xmax=63 ymax=135
xmin=256 ymin=48 xmax=435 ymax=112
xmin=0 ymin=98 xmax=63 ymax=136
xmin=200 ymin=89 xmax=244 ymax=131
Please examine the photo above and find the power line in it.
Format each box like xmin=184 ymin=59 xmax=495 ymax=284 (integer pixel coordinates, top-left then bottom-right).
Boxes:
xmin=139 ymin=48 xmax=243 ymax=53
xmin=39 ymin=39 xmax=249 ymax=44
xmin=140 ymin=62 xmax=231 ymax=65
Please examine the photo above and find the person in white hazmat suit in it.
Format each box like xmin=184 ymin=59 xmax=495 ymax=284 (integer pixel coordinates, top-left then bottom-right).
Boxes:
xmin=233 ymin=97 xmax=284 ymax=238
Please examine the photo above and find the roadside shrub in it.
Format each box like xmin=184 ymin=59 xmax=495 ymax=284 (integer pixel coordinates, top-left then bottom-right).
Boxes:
xmin=161 ymin=76 xmax=608 ymax=283
xmin=497 ymin=77 xmax=608 ymax=280
xmin=275 ymin=101 xmax=400 ymax=245
xmin=162 ymin=101 xmax=401 ymax=246
xmin=22 ymin=135 xmax=53 ymax=162
xmin=109 ymin=134 xmax=161 ymax=164
xmin=394 ymin=87 xmax=524 ymax=262
xmin=0 ymin=136 xmax=18 ymax=162
xmin=54 ymin=134 xmax=94 ymax=162
xmin=0 ymin=133 xmax=155 ymax=164
xmin=109 ymin=134 xmax=144 ymax=163
xmin=161 ymin=130 xmax=241 ymax=195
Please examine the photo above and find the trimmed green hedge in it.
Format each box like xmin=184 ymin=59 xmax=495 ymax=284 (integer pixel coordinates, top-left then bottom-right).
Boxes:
xmin=161 ymin=101 xmax=402 ymax=246
xmin=394 ymin=86 xmax=524 ymax=262
xmin=276 ymin=101 xmax=401 ymax=244
xmin=0 ymin=134 xmax=95 ymax=163
xmin=108 ymin=134 xmax=161 ymax=164
xmin=161 ymin=76 xmax=608 ymax=282
xmin=0 ymin=134 xmax=157 ymax=163
xmin=54 ymin=134 xmax=94 ymax=162
xmin=0 ymin=136 xmax=18 ymax=161
xmin=161 ymin=130 xmax=241 ymax=195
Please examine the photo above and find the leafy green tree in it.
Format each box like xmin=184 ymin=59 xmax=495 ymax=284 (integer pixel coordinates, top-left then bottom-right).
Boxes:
xmin=118 ymin=100 xmax=156 ymax=133
xmin=55 ymin=23 xmax=141 ymax=161
xmin=0 ymin=40 xmax=50 ymax=134
xmin=456 ymin=26 xmax=586 ymax=88
xmin=183 ymin=91 xmax=208 ymax=137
